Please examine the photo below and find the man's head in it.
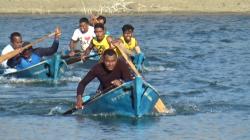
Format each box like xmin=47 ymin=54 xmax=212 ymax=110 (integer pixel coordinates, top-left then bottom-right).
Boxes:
xmin=122 ymin=24 xmax=134 ymax=43
xmin=102 ymin=49 xmax=117 ymax=71
xmin=79 ymin=17 xmax=89 ymax=33
xmin=94 ymin=23 xmax=105 ymax=41
xmin=21 ymin=41 xmax=33 ymax=59
xmin=97 ymin=16 xmax=106 ymax=25
xmin=10 ymin=32 xmax=22 ymax=49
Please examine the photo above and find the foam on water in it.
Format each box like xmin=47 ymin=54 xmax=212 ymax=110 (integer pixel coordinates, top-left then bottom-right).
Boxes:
xmin=0 ymin=75 xmax=82 ymax=84
xmin=143 ymin=65 xmax=175 ymax=72
xmin=48 ymin=105 xmax=69 ymax=115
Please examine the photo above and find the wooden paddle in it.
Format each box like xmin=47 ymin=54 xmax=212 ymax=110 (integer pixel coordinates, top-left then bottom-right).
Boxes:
xmin=61 ymin=50 xmax=83 ymax=59
xmin=114 ymin=44 xmax=141 ymax=76
xmin=63 ymin=86 xmax=114 ymax=115
xmin=0 ymin=32 xmax=56 ymax=64
xmin=64 ymin=54 xmax=99 ymax=65
xmin=114 ymin=44 xmax=168 ymax=113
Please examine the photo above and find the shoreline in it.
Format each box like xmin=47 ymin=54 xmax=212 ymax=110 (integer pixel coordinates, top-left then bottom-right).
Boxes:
xmin=1 ymin=11 xmax=250 ymax=17
xmin=0 ymin=0 xmax=250 ymax=15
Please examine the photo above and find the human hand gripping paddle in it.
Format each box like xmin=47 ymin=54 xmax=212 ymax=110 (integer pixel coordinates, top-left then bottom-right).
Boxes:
xmin=114 ymin=43 xmax=168 ymax=113
xmin=0 ymin=27 xmax=61 ymax=64
xmin=63 ymin=86 xmax=115 ymax=115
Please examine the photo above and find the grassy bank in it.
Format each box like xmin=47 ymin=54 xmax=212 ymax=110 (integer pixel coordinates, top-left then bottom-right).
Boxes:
xmin=0 ymin=0 xmax=250 ymax=15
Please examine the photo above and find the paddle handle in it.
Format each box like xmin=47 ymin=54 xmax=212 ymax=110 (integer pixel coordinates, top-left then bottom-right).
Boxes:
xmin=23 ymin=32 xmax=55 ymax=50
xmin=115 ymin=44 xmax=141 ymax=76
xmin=0 ymin=32 xmax=55 ymax=64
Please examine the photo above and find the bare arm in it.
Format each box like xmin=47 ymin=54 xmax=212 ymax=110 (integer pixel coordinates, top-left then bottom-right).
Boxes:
xmin=81 ymin=40 xmax=94 ymax=60
xmin=76 ymin=67 xmax=96 ymax=109
xmin=76 ymin=69 xmax=96 ymax=96
xmin=112 ymin=39 xmax=133 ymax=56
xmin=107 ymin=36 xmax=114 ymax=49
xmin=69 ymin=39 xmax=78 ymax=51
xmin=134 ymin=40 xmax=141 ymax=54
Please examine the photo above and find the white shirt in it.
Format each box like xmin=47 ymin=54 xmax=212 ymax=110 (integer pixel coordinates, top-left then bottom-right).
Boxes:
xmin=71 ymin=26 xmax=95 ymax=51
xmin=1 ymin=44 xmax=14 ymax=68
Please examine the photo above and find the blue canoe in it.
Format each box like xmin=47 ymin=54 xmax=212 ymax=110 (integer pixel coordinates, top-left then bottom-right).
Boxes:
xmin=1 ymin=54 xmax=67 ymax=80
xmin=76 ymin=76 xmax=168 ymax=117
xmin=63 ymin=51 xmax=145 ymax=72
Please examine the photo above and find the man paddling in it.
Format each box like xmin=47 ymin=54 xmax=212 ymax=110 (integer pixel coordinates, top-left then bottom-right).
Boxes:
xmin=81 ymin=23 xmax=115 ymax=60
xmin=68 ymin=17 xmax=95 ymax=56
xmin=7 ymin=27 xmax=61 ymax=70
xmin=118 ymin=24 xmax=144 ymax=71
xmin=1 ymin=32 xmax=23 ymax=68
xmin=75 ymin=49 xmax=133 ymax=109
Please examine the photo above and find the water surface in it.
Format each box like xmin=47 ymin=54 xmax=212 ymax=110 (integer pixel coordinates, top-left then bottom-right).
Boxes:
xmin=0 ymin=14 xmax=250 ymax=140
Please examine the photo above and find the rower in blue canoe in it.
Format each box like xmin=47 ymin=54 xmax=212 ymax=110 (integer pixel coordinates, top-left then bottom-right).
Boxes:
xmin=68 ymin=17 xmax=96 ymax=56
xmin=117 ymin=24 xmax=145 ymax=72
xmin=0 ymin=32 xmax=23 ymax=73
xmin=7 ymin=27 xmax=61 ymax=70
xmin=75 ymin=49 xmax=133 ymax=109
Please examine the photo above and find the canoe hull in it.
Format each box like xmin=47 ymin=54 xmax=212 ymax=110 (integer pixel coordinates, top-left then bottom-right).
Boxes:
xmin=80 ymin=77 xmax=164 ymax=117
xmin=2 ymin=54 xmax=67 ymax=80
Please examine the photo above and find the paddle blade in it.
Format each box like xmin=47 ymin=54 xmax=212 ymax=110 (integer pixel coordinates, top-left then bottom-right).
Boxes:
xmin=63 ymin=107 xmax=77 ymax=115
xmin=154 ymin=98 xmax=168 ymax=113
xmin=62 ymin=96 xmax=90 ymax=115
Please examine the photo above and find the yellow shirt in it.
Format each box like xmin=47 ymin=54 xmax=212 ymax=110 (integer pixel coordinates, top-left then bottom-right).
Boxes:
xmin=120 ymin=36 xmax=137 ymax=51
xmin=92 ymin=35 xmax=110 ymax=55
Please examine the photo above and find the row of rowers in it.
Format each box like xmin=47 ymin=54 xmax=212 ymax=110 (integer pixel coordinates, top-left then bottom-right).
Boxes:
xmin=0 ymin=16 xmax=144 ymax=72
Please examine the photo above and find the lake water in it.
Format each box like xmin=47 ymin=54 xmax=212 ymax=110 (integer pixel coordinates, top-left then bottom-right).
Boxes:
xmin=0 ymin=14 xmax=250 ymax=140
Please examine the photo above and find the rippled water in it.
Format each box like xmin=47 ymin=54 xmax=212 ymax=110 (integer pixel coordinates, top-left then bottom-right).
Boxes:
xmin=0 ymin=14 xmax=250 ymax=140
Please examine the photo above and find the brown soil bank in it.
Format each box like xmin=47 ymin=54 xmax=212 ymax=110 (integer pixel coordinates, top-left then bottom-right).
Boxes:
xmin=0 ymin=0 xmax=250 ymax=14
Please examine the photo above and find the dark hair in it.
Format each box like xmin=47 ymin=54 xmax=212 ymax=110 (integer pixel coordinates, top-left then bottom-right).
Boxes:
xmin=79 ymin=17 xmax=89 ymax=24
xmin=97 ymin=15 xmax=106 ymax=24
xmin=103 ymin=49 xmax=117 ymax=57
xmin=10 ymin=32 xmax=22 ymax=42
xmin=22 ymin=41 xmax=31 ymax=47
xmin=94 ymin=23 xmax=105 ymax=30
xmin=22 ymin=41 xmax=32 ymax=50
xmin=122 ymin=24 xmax=134 ymax=33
